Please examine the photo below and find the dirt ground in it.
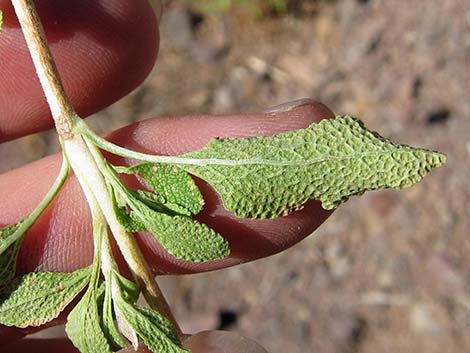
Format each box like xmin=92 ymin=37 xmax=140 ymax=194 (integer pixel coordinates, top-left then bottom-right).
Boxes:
xmin=1 ymin=0 xmax=469 ymax=352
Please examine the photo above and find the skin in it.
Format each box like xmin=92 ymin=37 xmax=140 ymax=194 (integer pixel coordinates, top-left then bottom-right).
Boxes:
xmin=0 ymin=1 xmax=333 ymax=352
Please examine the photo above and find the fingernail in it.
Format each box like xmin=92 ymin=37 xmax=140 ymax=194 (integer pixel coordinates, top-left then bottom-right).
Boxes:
xmin=263 ymin=98 xmax=316 ymax=114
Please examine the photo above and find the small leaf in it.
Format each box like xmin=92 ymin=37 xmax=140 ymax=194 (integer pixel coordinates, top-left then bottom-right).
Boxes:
xmin=116 ymin=298 xmax=188 ymax=353
xmin=0 ymin=222 xmax=25 ymax=287
xmin=102 ymin=279 xmax=127 ymax=350
xmin=119 ymin=163 xmax=204 ymax=216
xmin=181 ymin=115 xmax=446 ymax=217
xmin=117 ymin=193 xmax=229 ymax=262
xmin=133 ymin=306 xmax=180 ymax=346
xmin=112 ymin=192 xmax=144 ymax=233
xmin=115 ymin=304 xmax=139 ymax=350
xmin=0 ymin=267 xmax=91 ymax=327
xmin=110 ymin=177 xmax=229 ymax=262
xmin=109 ymin=162 xmax=229 ymax=262
xmin=114 ymin=271 xmax=140 ymax=303
xmin=66 ymin=266 xmax=112 ymax=353
xmin=0 ymin=159 xmax=69 ymax=287
xmin=132 ymin=189 xmax=189 ymax=217
xmin=0 ymin=10 xmax=3 ymax=32
xmin=0 ymin=240 xmax=22 ymax=287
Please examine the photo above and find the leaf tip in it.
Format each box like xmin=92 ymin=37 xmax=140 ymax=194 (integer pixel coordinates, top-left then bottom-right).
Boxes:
xmin=430 ymin=150 xmax=447 ymax=169
xmin=412 ymin=148 xmax=447 ymax=177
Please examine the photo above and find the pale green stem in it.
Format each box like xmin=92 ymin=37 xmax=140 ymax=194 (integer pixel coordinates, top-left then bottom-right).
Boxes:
xmin=13 ymin=0 xmax=183 ymax=340
xmin=77 ymin=119 xmax=247 ymax=166
xmin=82 ymin=135 xmax=183 ymax=337
xmin=85 ymin=182 xmax=139 ymax=347
xmin=77 ymin=117 xmax=359 ymax=168
xmin=0 ymin=156 xmax=69 ymax=253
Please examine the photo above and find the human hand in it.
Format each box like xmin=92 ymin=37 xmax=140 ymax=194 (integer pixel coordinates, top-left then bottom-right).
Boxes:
xmin=0 ymin=1 xmax=332 ymax=352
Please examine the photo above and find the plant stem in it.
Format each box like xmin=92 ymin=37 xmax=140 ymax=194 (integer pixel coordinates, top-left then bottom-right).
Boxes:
xmin=11 ymin=0 xmax=75 ymax=139
xmin=86 ymin=185 xmax=141 ymax=349
xmin=62 ymin=124 xmax=182 ymax=337
xmin=12 ymin=0 xmax=183 ymax=339
xmin=0 ymin=156 xmax=69 ymax=253
xmin=83 ymin=136 xmax=182 ymax=336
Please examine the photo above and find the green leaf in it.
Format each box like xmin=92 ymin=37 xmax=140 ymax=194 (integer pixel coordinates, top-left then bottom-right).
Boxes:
xmin=115 ymin=298 xmax=188 ymax=353
xmin=114 ymin=271 xmax=140 ymax=303
xmin=0 ymin=240 xmax=22 ymax=287
xmin=102 ymin=279 xmax=127 ymax=350
xmin=66 ymin=266 xmax=112 ymax=353
xmin=0 ymin=222 xmax=25 ymax=287
xmin=116 ymin=193 xmax=229 ymax=262
xmin=132 ymin=306 xmax=180 ymax=346
xmin=118 ymin=162 xmax=204 ymax=216
xmin=131 ymin=189 xmax=189 ymax=217
xmin=110 ymin=178 xmax=229 ymax=262
xmin=0 ymin=159 xmax=69 ymax=287
xmin=0 ymin=10 xmax=3 ymax=32
xmin=181 ymin=115 xmax=446 ymax=217
xmin=0 ymin=267 xmax=91 ymax=327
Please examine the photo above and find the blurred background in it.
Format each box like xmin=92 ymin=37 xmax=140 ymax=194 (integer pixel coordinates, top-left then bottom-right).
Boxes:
xmin=1 ymin=0 xmax=469 ymax=352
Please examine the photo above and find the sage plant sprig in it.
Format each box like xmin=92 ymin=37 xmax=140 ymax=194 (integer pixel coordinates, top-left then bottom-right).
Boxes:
xmin=0 ymin=2 xmax=446 ymax=353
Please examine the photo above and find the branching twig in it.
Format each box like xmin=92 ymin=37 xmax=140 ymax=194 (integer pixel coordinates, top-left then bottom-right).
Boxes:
xmin=11 ymin=0 xmax=183 ymax=339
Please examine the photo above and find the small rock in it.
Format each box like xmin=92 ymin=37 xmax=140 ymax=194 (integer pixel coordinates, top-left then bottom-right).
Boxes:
xmin=409 ymin=302 xmax=448 ymax=336
xmin=328 ymin=310 xmax=366 ymax=348
xmin=325 ymin=242 xmax=351 ymax=280
xmin=425 ymin=254 xmax=464 ymax=295
xmin=426 ymin=108 xmax=451 ymax=125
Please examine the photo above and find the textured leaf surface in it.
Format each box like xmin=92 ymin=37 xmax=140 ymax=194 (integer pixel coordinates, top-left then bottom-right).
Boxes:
xmin=116 ymin=299 xmax=188 ymax=353
xmin=102 ymin=279 xmax=127 ymax=350
xmin=66 ymin=267 xmax=112 ymax=353
xmin=182 ymin=115 xmax=446 ymax=217
xmin=0 ymin=267 xmax=91 ymax=327
xmin=0 ymin=223 xmax=25 ymax=287
xmin=133 ymin=306 xmax=180 ymax=345
xmin=0 ymin=241 xmax=21 ymax=288
xmin=126 ymin=199 xmax=228 ymax=262
xmin=120 ymin=162 xmax=203 ymax=216
xmin=114 ymin=271 xmax=140 ymax=303
xmin=113 ymin=185 xmax=229 ymax=262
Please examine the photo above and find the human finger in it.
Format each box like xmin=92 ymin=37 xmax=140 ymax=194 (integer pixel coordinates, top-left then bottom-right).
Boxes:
xmin=1 ymin=338 xmax=79 ymax=353
xmin=0 ymin=99 xmax=334 ymax=345
xmin=0 ymin=0 xmax=158 ymax=142
xmin=0 ymin=99 xmax=334 ymax=276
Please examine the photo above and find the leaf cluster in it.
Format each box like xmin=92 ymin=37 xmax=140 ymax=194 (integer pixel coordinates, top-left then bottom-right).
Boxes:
xmin=0 ymin=3 xmax=446 ymax=353
xmin=0 ymin=115 xmax=446 ymax=353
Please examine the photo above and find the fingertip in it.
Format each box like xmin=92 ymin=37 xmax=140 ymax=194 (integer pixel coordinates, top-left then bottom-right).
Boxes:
xmin=264 ymin=98 xmax=335 ymax=120
xmin=107 ymin=99 xmax=335 ymax=274
xmin=107 ymin=99 xmax=335 ymax=156
xmin=0 ymin=99 xmax=334 ymax=275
